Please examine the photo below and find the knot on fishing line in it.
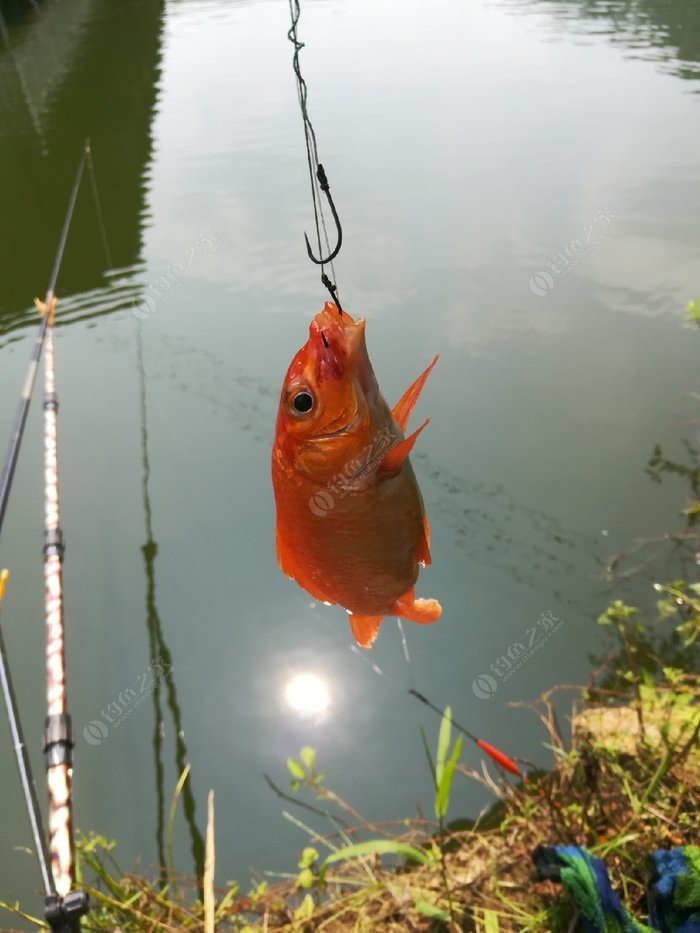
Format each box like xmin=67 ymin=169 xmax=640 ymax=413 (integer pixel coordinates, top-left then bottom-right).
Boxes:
xmin=316 ymin=163 xmax=329 ymax=192
xmin=45 ymin=889 xmax=89 ymax=932
xmin=34 ymin=296 xmax=57 ymax=324
xmin=321 ymin=273 xmax=343 ymax=313
xmin=43 ymin=528 xmax=65 ymax=560
xmin=44 ymin=714 xmax=74 ymax=768
xmin=43 ymin=393 xmax=59 ymax=413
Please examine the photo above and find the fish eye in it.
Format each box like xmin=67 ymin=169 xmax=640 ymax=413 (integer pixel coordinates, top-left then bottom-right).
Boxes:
xmin=289 ymin=388 xmax=315 ymax=416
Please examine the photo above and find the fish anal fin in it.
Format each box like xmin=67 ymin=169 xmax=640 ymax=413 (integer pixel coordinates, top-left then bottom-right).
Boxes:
xmin=391 ymin=355 xmax=439 ymax=433
xmin=379 ymin=418 xmax=430 ymax=477
xmin=349 ymin=613 xmax=383 ymax=649
xmin=417 ymin=515 xmax=432 ymax=567
xmin=394 ymin=589 xmax=442 ymax=625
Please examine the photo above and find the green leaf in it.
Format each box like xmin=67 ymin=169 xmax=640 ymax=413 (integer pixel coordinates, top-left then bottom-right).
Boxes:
xmin=435 ymin=734 xmax=463 ymax=821
xmin=294 ymin=893 xmax=314 ymax=922
xmin=674 ymin=692 xmax=693 ymax=707
xmin=413 ymin=896 xmax=451 ymax=921
xmin=324 ymin=839 xmax=432 ymax=867
xmin=657 ymin=600 xmax=677 ymax=620
xmin=299 ymin=746 xmax=316 ymax=772
xmin=247 ymin=881 xmax=267 ymax=906
xmin=685 ymin=299 xmax=700 ymax=321
xmin=298 ymin=847 xmax=318 ymax=869
xmin=483 ymin=908 xmax=501 ymax=932
xmin=214 ymin=882 xmax=240 ymax=921
xmin=296 ymin=868 xmax=314 ymax=889
xmin=287 ymin=758 xmax=305 ymax=780
xmin=435 ymin=705 xmax=452 ymax=791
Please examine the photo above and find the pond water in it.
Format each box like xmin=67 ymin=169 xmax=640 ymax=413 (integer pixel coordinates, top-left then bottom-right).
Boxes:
xmin=0 ymin=0 xmax=699 ymax=921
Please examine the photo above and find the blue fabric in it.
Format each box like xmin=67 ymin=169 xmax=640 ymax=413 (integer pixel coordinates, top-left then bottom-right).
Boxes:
xmin=648 ymin=848 xmax=700 ymax=933
xmin=532 ymin=845 xmax=700 ymax=933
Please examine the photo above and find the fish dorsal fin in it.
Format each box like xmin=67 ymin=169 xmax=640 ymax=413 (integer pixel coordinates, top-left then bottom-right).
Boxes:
xmin=349 ymin=613 xmax=383 ymax=648
xmin=379 ymin=418 xmax=429 ymax=477
xmin=391 ymin=355 xmax=439 ymax=433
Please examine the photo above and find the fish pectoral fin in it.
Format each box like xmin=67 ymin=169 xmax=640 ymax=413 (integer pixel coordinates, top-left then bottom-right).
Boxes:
xmin=349 ymin=613 xmax=384 ymax=649
xmin=391 ymin=355 xmax=439 ymax=433
xmin=394 ymin=588 xmax=442 ymax=625
xmin=379 ymin=419 xmax=430 ymax=477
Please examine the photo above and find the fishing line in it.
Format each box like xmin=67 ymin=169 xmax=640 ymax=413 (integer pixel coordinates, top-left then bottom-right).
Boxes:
xmin=85 ymin=141 xmax=113 ymax=271
xmin=349 ymin=631 xmax=522 ymax=778
xmin=287 ymin=0 xmax=343 ymax=311
xmin=396 ymin=619 xmax=417 ymax=691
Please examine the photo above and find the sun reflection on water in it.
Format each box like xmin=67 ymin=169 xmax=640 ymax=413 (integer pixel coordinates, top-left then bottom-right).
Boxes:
xmin=284 ymin=672 xmax=331 ymax=718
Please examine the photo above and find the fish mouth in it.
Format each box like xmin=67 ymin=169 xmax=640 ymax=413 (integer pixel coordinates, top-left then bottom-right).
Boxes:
xmin=310 ymin=302 xmax=366 ymax=381
xmin=307 ymin=410 xmax=360 ymax=442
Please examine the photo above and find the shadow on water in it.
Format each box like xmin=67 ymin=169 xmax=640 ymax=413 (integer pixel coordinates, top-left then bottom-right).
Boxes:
xmin=136 ymin=324 xmax=205 ymax=882
xmin=0 ymin=0 xmax=165 ymax=335
xmin=503 ymin=0 xmax=700 ymax=86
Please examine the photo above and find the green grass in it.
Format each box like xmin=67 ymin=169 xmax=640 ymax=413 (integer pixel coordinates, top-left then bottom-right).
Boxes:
xmin=2 ymin=647 xmax=697 ymax=931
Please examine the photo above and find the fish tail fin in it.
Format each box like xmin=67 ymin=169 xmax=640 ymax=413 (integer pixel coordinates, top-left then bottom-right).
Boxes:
xmin=391 ymin=355 xmax=439 ymax=432
xmin=349 ymin=613 xmax=384 ymax=649
xmin=395 ymin=588 xmax=442 ymax=625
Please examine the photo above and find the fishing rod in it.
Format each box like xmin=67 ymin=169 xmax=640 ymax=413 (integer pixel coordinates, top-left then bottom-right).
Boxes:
xmin=408 ymin=688 xmax=522 ymax=777
xmin=41 ymin=149 xmax=90 ymax=929
xmin=0 ymin=143 xmax=89 ymax=931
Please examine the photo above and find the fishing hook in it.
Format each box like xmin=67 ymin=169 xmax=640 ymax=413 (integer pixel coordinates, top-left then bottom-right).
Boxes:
xmin=304 ymin=163 xmax=343 ymax=265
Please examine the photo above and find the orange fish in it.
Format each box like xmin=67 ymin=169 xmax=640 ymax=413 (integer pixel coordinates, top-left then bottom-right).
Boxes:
xmin=271 ymin=301 xmax=441 ymax=648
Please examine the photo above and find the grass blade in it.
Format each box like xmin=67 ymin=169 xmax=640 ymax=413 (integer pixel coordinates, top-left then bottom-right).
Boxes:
xmin=324 ymin=839 xmax=431 ymax=867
